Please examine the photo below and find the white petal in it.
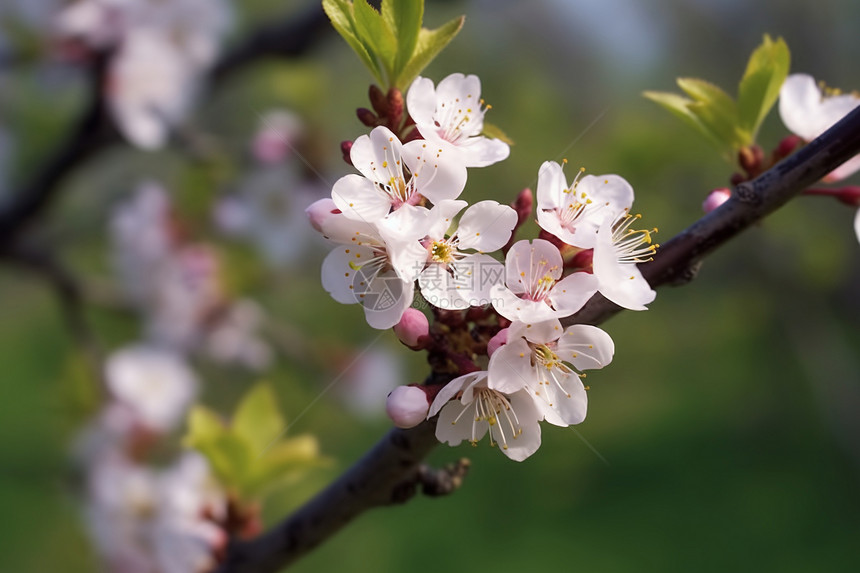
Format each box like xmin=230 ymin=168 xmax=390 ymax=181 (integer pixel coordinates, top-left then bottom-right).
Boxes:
xmin=487 ymin=339 xmax=535 ymax=394
xmin=362 ymin=273 xmax=415 ymax=330
xmin=548 ymin=271 xmax=599 ymax=316
xmin=402 ymin=140 xmax=468 ymax=203
xmin=435 ymin=400 xmax=482 ymax=446
xmin=426 ymin=199 xmax=468 ymax=239
xmin=317 ymin=210 xmax=380 ymax=245
xmin=350 ymin=126 xmax=405 ymax=185
xmin=499 ymin=389 xmax=543 ymax=461
xmin=406 ymin=76 xmax=437 ymax=127
xmin=450 ymin=253 xmax=505 ymax=304
xmin=507 ymin=319 xmax=564 ymax=345
xmin=536 ymin=161 xmax=568 ymax=211
xmin=504 ymin=239 xmax=563 ymax=295
xmin=378 ymin=203 xmax=432 ymax=242
xmin=779 ymin=74 xmax=826 ymax=140
xmin=331 ymin=174 xmax=391 ymax=223
xmin=538 ymin=373 xmax=588 ymax=427
xmin=593 ymin=221 xmax=656 ymax=311
xmin=556 ymin=325 xmax=615 ymax=372
xmin=320 ymin=245 xmax=373 ymax=304
xmin=456 ymin=201 xmax=517 ymax=252
xmin=855 ymin=209 xmax=860 ymax=245
xmin=490 ymin=283 xmax=561 ymax=323
xmin=428 ymin=371 xmax=485 ymax=417
xmin=451 ymin=137 xmax=510 ymax=168
xmin=418 ymin=265 xmax=467 ymax=310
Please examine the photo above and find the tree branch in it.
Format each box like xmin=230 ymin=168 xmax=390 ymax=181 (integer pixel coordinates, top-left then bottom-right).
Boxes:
xmin=216 ymin=106 xmax=860 ymax=573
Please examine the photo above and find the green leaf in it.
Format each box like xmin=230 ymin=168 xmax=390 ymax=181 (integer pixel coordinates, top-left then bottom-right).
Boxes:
xmin=677 ymin=78 xmax=750 ymax=150
xmin=202 ymin=434 xmax=253 ymax=488
xmin=395 ymin=15 xmax=465 ymax=90
xmin=243 ymin=436 xmax=326 ymax=497
xmin=737 ymin=35 xmax=790 ymax=137
xmin=353 ymin=0 xmax=397 ymax=78
xmin=184 ymin=405 xmax=226 ymax=448
xmin=382 ymin=0 xmax=424 ymax=77
xmin=481 ymin=122 xmax=514 ymax=146
xmin=232 ymin=383 xmax=285 ymax=455
xmin=642 ymin=91 xmax=718 ymax=145
xmin=322 ymin=0 xmax=385 ymax=85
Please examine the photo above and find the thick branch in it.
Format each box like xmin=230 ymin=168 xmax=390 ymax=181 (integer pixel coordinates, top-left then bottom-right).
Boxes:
xmin=215 ymin=422 xmax=440 ymax=573
xmin=218 ymin=106 xmax=860 ymax=573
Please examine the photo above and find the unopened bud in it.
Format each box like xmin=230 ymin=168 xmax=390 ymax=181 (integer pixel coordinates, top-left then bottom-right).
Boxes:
xmin=305 ymin=198 xmax=339 ymax=233
xmin=340 ymin=140 xmax=353 ymax=166
xmin=386 ymin=385 xmax=430 ymax=429
xmin=775 ymin=134 xmax=803 ymax=159
xmin=393 ymin=308 xmax=429 ymax=349
xmin=512 ymin=188 xmax=533 ymax=225
xmin=738 ymin=145 xmax=764 ymax=175
xmin=487 ymin=328 xmax=508 ymax=357
xmin=568 ymin=248 xmax=594 ymax=272
xmin=356 ymin=107 xmax=378 ymax=127
xmin=702 ymin=188 xmax=732 ymax=213
xmin=387 ymin=88 xmax=404 ymax=130
xmin=368 ymin=84 xmax=388 ymax=116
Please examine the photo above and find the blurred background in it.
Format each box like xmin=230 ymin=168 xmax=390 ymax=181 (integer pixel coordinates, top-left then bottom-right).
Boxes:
xmin=1 ymin=0 xmax=859 ymax=571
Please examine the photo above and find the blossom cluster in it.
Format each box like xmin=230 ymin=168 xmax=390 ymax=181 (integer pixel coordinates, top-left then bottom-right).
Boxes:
xmin=54 ymin=0 xmax=232 ymax=148
xmin=308 ymin=73 xmax=659 ymax=461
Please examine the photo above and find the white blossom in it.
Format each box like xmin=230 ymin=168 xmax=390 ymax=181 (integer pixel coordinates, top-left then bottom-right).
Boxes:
xmin=407 ymin=73 xmax=510 ymax=167
xmin=488 ymin=319 xmax=614 ymax=426
xmin=490 ymin=239 xmax=598 ymax=322
xmin=428 ymin=371 xmax=542 ymax=461
xmin=536 ymin=161 xmax=634 ymax=248
xmin=779 ymin=73 xmax=860 ymax=181
xmin=592 ymin=212 xmax=657 ymax=311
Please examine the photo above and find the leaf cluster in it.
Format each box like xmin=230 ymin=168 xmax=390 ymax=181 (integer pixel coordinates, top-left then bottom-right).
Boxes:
xmin=644 ymin=35 xmax=790 ymax=162
xmin=323 ymin=0 xmax=464 ymax=90
xmin=184 ymin=383 xmax=328 ymax=502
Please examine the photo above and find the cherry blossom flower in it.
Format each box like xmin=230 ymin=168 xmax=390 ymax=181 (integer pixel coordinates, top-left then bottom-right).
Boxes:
xmin=417 ymin=199 xmax=516 ymax=309
xmin=592 ymin=212 xmax=657 ymax=311
xmin=318 ymin=212 xmax=424 ymax=329
xmin=490 ymin=239 xmax=598 ymax=322
xmin=488 ymin=319 xmax=614 ymax=426
xmin=779 ymin=73 xmax=860 ymax=181
xmin=104 ymin=344 xmax=198 ymax=433
xmin=536 ymin=161 xmax=634 ymax=248
xmin=428 ymin=371 xmax=542 ymax=461
xmin=407 ymin=73 xmax=510 ymax=167
xmin=331 ymin=126 xmax=466 ymax=225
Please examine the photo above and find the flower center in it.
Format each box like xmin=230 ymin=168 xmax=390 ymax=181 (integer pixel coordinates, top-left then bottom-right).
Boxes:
xmin=430 ymin=240 xmax=457 ymax=263
xmin=435 ymin=95 xmax=490 ymax=143
xmin=611 ymin=213 xmax=659 ymax=264
xmin=451 ymin=386 xmax=523 ymax=452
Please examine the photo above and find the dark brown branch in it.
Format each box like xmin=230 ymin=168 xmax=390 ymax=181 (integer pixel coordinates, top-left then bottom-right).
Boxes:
xmin=216 ymin=105 xmax=860 ymax=573
xmin=215 ymin=422 xmax=440 ymax=573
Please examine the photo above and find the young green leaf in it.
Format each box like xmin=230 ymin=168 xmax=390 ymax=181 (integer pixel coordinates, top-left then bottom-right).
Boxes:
xmin=382 ymin=0 xmax=424 ymax=76
xmin=395 ymin=15 xmax=465 ymax=90
xmin=738 ymin=35 xmax=790 ymax=137
xmin=353 ymin=0 xmax=397 ymax=78
xmin=322 ymin=0 xmax=385 ymax=85
xmin=481 ymin=122 xmax=515 ymax=146
xmin=642 ymin=91 xmax=719 ymax=146
xmin=232 ymin=383 xmax=285 ymax=455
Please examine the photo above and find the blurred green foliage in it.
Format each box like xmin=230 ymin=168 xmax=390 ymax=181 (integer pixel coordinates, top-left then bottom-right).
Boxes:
xmin=1 ymin=0 xmax=859 ymax=572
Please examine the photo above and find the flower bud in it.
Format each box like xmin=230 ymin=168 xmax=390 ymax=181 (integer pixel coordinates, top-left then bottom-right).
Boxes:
xmin=393 ymin=308 xmax=429 ymax=348
xmin=568 ymin=248 xmax=594 ymax=272
xmin=340 ymin=140 xmax=353 ymax=166
xmin=702 ymin=188 xmax=731 ymax=213
xmin=305 ymin=198 xmax=339 ymax=233
xmin=512 ymin=188 xmax=533 ymax=226
xmin=775 ymin=134 xmax=803 ymax=159
xmin=386 ymin=385 xmax=430 ymax=429
xmin=369 ymin=84 xmax=388 ymax=116
xmin=738 ymin=145 xmax=764 ymax=175
xmin=387 ymin=88 xmax=404 ymax=129
xmin=487 ymin=328 xmax=508 ymax=357
xmin=356 ymin=107 xmax=379 ymax=127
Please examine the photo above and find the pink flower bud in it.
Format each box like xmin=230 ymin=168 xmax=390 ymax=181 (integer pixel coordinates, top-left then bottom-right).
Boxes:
xmin=703 ymin=188 xmax=731 ymax=213
xmin=393 ymin=308 xmax=429 ymax=348
xmin=386 ymin=385 xmax=430 ymax=429
xmin=487 ymin=328 xmax=508 ymax=357
xmin=305 ymin=198 xmax=338 ymax=233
